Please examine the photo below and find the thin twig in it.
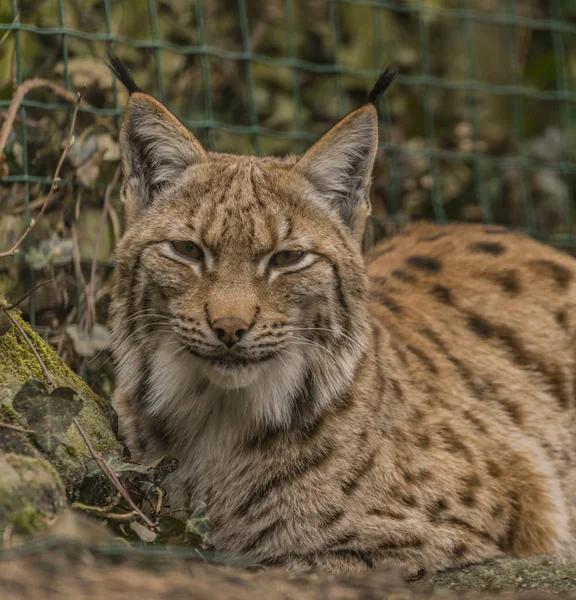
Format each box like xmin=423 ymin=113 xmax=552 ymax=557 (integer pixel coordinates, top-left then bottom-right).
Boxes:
xmin=3 ymin=190 xmax=64 ymax=215
xmin=85 ymin=164 xmax=122 ymax=332
xmin=0 ymin=11 xmax=19 ymax=49
xmin=2 ymin=308 xmax=55 ymax=388
xmin=2 ymin=280 xmax=55 ymax=311
xmin=73 ymin=418 xmax=157 ymax=529
xmin=0 ymin=422 xmax=33 ymax=434
xmin=0 ymin=88 xmax=85 ymax=259
xmin=0 ymin=79 xmax=90 ymax=157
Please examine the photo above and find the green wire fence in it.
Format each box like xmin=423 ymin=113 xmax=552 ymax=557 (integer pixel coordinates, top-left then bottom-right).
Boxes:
xmin=0 ymin=0 xmax=576 ymax=330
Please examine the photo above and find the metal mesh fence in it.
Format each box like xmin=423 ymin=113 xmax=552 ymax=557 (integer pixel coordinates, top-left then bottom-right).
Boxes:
xmin=1 ymin=0 xmax=576 ymax=328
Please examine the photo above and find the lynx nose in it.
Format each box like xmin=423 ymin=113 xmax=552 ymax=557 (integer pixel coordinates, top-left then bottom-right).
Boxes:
xmin=212 ymin=317 xmax=249 ymax=348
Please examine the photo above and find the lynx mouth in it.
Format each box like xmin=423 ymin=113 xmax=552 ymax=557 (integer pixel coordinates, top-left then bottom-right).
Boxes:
xmin=184 ymin=346 xmax=277 ymax=370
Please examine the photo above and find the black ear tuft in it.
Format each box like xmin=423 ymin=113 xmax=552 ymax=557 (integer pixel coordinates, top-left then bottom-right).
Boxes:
xmin=107 ymin=54 xmax=142 ymax=95
xmin=368 ymin=67 xmax=398 ymax=106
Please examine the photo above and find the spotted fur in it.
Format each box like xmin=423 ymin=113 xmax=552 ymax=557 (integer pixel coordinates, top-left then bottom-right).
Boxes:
xmin=110 ymin=69 xmax=576 ymax=577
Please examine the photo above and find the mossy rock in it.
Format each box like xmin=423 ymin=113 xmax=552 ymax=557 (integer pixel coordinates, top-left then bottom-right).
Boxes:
xmin=0 ymin=453 xmax=66 ymax=537
xmin=0 ymin=293 xmax=122 ymax=536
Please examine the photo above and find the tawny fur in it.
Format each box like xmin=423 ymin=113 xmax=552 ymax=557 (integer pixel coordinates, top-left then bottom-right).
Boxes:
xmin=110 ymin=87 xmax=576 ymax=577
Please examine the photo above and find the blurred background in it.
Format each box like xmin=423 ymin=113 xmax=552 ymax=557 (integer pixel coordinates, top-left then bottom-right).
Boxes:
xmin=0 ymin=0 xmax=575 ymax=398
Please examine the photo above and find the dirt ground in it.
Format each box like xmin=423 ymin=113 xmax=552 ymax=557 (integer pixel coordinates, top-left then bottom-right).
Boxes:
xmin=2 ymin=541 xmax=576 ymax=600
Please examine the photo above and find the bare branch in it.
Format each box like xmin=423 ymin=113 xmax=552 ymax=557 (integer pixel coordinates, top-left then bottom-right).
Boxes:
xmin=0 ymin=422 xmax=33 ymax=435
xmin=0 ymin=11 xmax=19 ymax=49
xmin=73 ymin=418 xmax=157 ymax=530
xmin=0 ymin=88 xmax=85 ymax=259
xmin=2 ymin=280 xmax=55 ymax=311
xmin=0 ymin=79 xmax=90 ymax=156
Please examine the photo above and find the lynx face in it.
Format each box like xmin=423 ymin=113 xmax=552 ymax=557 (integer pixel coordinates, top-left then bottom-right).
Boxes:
xmin=110 ymin=76 xmax=387 ymax=445
xmin=115 ymin=155 xmax=368 ymax=392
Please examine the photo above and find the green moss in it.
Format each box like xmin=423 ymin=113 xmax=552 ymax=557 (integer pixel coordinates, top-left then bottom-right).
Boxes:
xmin=0 ymin=295 xmax=122 ymax=460
xmin=11 ymin=506 xmax=41 ymax=534
xmin=0 ymin=293 xmax=123 ymax=523
xmin=0 ymin=453 xmax=67 ymax=538
xmin=0 ymin=304 xmax=91 ymax=391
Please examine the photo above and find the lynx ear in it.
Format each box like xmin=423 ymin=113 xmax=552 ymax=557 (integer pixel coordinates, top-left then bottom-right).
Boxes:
xmin=294 ymin=104 xmax=379 ymax=238
xmin=109 ymin=57 xmax=206 ymax=220
xmin=119 ymin=93 xmax=206 ymax=219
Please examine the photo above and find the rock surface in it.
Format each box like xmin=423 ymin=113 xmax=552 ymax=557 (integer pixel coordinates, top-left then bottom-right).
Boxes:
xmin=0 ymin=294 xmax=121 ymax=538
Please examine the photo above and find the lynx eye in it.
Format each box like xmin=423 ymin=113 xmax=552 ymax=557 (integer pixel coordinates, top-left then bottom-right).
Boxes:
xmin=269 ymin=250 xmax=305 ymax=268
xmin=171 ymin=240 xmax=204 ymax=262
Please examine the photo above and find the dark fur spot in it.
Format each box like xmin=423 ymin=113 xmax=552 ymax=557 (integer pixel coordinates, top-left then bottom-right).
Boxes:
xmin=371 ymin=275 xmax=388 ymax=286
xmin=149 ymin=415 xmax=173 ymax=447
xmin=325 ymin=548 xmax=375 ymax=569
xmin=406 ymin=255 xmax=442 ymax=272
xmin=372 ymin=244 xmax=395 ymax=258
xmin=372 ymin=291 xmax=403 ymax=313
xmin=499 ymin=398 xmax=524 ymax=425
xmin=438 ymin=425 xmax=473 ymax=461
xmin=320 ymin=508 xmax=345 ymax=528
xmin=467 ymin=315 xmax=493 ymax=338
xmin=415 ymin=433 xmax=431 ymax=449
xmin=453 ymin=542 xmax=469 ymax=557
xmin=391 ymin=343 xmax=408 ymax=366
xmin=407 ymin=345 xmax=438 ymax=374
xmin=468 ymin=475 xmax=485 ymax=491
xmin=443 ymin=516 xmax=492 ymax=541
xmin=459 ymin=493 xmax=476 ymax=506
xmin=469 ymin=241 xmax=506 ymax=256
xmin=401 ymin=494 xmax=418 ymax=507
xmin=486 ymin=460 xmax=502 ymax=478
xmin=390 ymin=377 xmax=405 ymax=402
xmin=419 ymin=327 xmax=447 ymax=352
xmin=317 ymin=254 xmax=351 ymax=331
xmin=409 ymin=408 xmax=425 ymax=425
xmin=341 ymin=451 xmax=377 ymax=495
xmin=431 ymin=284 xmax=453 ymax=304
xmin=464 ymin=312 xmax=570 ymax=408
xmin=555 ymin=310 xmax=568 ymax=329
xmin=463 ymin=410 xmax=487 ymax=433
xmin=495 ymin=325 xmax=571 ymax=410
xmin=528 ymin=259 xmax=572 ymax=291
xmin=418 ymin=233 xmax=447 ymax=242
xmin=392 ymin=269 xmax=417 ymax=284
xmin=241 ymin=519 xmax=284 ymax=553
xmin=489 ymin=269 xmax=521 ymax=295
xmin=491 ymin=503 xmax=504 ymax=516
xmin=292 ymin=370 xmax=317 ymax=431
xmin=327 ymin=530 xmax=359 ymax=548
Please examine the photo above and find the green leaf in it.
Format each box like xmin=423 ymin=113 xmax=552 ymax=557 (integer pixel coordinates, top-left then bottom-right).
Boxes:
xmin=13 ymin=379 xmax=82 ymax=454
xmin=156 ymin=515 xmax=186 ymax=539
xmin=186 ymin=500 xmax=213 ymax=546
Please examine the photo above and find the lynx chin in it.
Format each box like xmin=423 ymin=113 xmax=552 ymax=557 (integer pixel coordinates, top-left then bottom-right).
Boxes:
xmin=109 ymin=56 xmax=576 ymax=577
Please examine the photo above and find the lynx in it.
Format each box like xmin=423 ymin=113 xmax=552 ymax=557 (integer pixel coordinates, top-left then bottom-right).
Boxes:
xmin=109 ymin=57 xmax=576 ymax=577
